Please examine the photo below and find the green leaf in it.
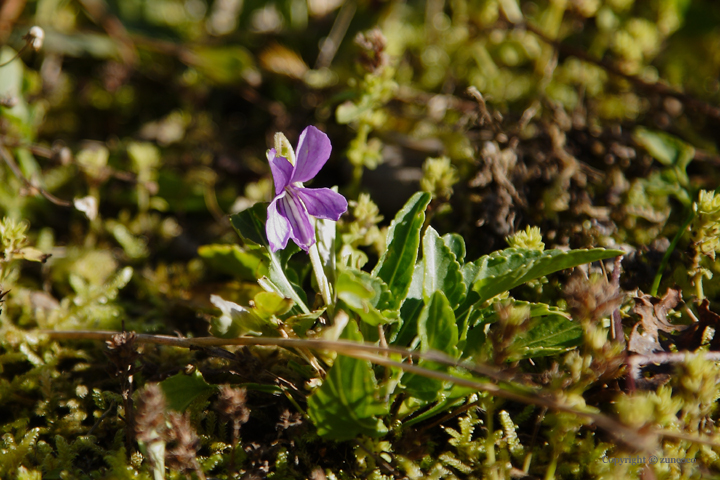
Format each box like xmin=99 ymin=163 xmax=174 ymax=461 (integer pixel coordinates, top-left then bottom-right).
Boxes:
xmin=471 ymin=247 xmax=624 ymax=304
xmin=372 ymin=192 xmax=431 ymax=310
xmin=198 ymin=244 xmax=267 ymax=282
xmin=0 ymin=47 xmax=29 ymax=126
xmin=633 ymin=127 xmax=694 ymax=188
xmin=160 ymin=370 xmax=217 ymax=412
xmin=307 ymin=321 xmax=389 ymax=440
xmin=509 ymin=314 xmax=582 ymax=361
xmin=391 ymin=264 xmax=424 ymax=346
xmin=191 ymin=46 xmax=257 ymax=85
xmin=230 ymin=202 xmax=270 ymax=246
xmin=316 ymin=217 xmax=337 ymax=289
xmin=253 ymin=291 xmax=293 ymax=319
xmin=336 ymin=268 xmax=396 ymax=326
xmin=209 ymin=294 xmax=267 ymax=338
xmin=442 ymin=233 xmax=466 ymax=264
xmin=633 ymin=127 xmax=695 ymax=169
xmin=462 ymin=300 xmax=578 ymax=360
xmin=402 ymin=291 xmax=458 ymax=402
xmin=418 ymin=291 xmax=458 ymax=356
xmin=230 ymin=204 xmax=309 ymax=313
xmin=423 ymin=227 xmax=466 ymax=309
xmin=284 ymin=309 xmax=325 ymax=337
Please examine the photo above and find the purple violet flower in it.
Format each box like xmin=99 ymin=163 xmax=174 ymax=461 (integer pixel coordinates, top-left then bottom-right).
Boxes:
xmin=266 ymin=126 xmax=347 ymax=252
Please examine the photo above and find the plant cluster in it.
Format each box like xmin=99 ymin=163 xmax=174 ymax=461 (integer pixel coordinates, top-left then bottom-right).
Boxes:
xmin=2 ymin=0 xmax=720 ymax=479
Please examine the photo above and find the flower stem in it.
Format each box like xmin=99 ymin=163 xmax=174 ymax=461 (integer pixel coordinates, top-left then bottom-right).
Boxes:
xmin=309 ymin=241 xmax=333 ymax=312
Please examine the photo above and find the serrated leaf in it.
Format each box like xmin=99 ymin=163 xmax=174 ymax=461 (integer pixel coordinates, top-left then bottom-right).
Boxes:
xmin=477 ymin=300 xmax=571 ymax=324
xmin=198 ymin=243 xmax=267 ymax=281
xmin=423 ymin=227 xmax=466 ymax=309
xmin=471 ymin=247 xmax=624 ymax=304
xmin=372 ymin=192 xmax=431 ymax=310
xmin=442 ymin=233 xmax=466 ymax=264
xmin=307 ymin=321 xmax=389 ymax=440
xmin=509 ymin=314 xmax=582 ymax=361
xmin=462 ymin=300 xmax=579 ymax=360
xmin=230 ymin=204 xmax=309 ymax=313
xmin=337 ymin=268 xmax=396 ymax=326
xmin=160 ymin=370 xmax=217 ymax=412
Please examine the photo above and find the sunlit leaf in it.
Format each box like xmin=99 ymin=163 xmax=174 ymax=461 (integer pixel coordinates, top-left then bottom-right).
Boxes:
xmin=423 ymin=226 xmax=466 ymax=309
xmin=336 ymin=268 xmax=396 ymax=326
xmin=508 ymin=314 xmax=582 ymax=361
xmin=471 ymin=247 xmax=624 ymax=304
xmin=372 ymin=192 xmax=431 ymax=310
xmin=442 ymin=233 xmax=466 ymax=264
xmin=391 ymin=263 xmax=423 ymax=346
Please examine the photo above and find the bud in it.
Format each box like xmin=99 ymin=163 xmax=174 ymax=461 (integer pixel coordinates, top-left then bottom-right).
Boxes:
xmin=273 ymin=132 xmax=295 ymax=165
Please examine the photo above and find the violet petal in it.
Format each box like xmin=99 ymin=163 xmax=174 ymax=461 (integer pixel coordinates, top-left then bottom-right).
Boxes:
xmin=267 ymin=148 xmax=294 ymax=195
xmin=278 ymin=191 xmax=316 ymax=251
xmin=266 ymin=194 xmax=292 ymax=252
xmin=295 ymin=187 xmax=348 ymax=221
xmin=291 ymin=126 xmax=332 ymax=184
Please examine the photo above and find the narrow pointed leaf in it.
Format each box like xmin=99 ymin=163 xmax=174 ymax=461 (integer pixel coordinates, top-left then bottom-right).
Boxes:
xmin=372 ymin=192 xmax=431 ymax=310
xmin=471 ymin=247 xmax=624 ymax=304
xmin=462 ymin=300 xmax=580 ymax=360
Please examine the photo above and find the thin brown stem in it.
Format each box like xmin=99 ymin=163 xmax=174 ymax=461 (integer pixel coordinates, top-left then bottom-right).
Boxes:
xmin=40 ymin=328 xmax=720 ymax=452
xmin=0 ymin=144 xmax=72 ymax=207
xmin=40 ymin=329 xmax=518 ymax=385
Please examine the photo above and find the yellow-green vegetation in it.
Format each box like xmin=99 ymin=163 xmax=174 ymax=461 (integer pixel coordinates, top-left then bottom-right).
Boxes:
xmin=2 ymin=0 xmax=720 ymax=479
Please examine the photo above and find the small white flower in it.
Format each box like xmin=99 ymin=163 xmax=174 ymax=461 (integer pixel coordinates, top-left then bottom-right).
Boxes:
xmin=74 ymin=196 xmax=98 ymax=221
xmin=27 ymin=26 xmax=44 ymax=51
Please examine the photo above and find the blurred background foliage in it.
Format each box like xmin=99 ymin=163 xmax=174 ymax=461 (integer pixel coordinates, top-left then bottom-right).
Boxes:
xmin=3 ymin=0 xmax=720 ymax=477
